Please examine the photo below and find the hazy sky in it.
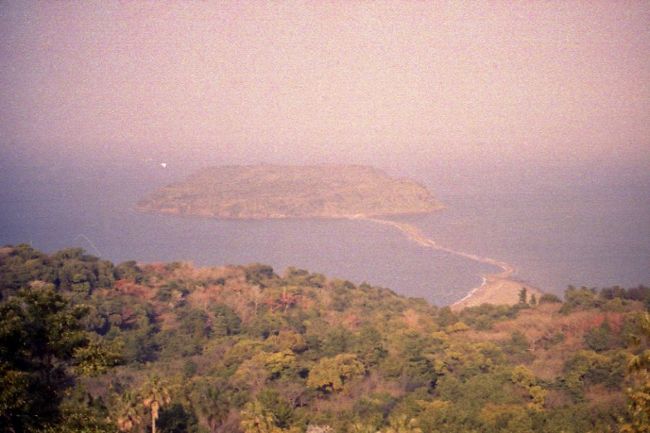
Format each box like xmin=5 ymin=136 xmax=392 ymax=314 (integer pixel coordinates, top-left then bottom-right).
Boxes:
xmin=1 ymin=1 xmax=648 ymax=167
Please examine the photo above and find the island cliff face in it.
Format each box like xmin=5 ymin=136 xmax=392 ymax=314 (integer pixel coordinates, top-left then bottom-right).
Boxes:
xmin=136 ymin=164 xmax=443 ymax=219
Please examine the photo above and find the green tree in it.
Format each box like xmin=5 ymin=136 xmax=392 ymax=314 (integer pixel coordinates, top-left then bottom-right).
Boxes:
xmin=561 ymin=286 xmax=600 ymax=312
xmin=0 ymin=244 xmax=55 ymax=294
xmin=307 ymin=353 xmax=365 ymax=393
xmin=258 ymin=389 xmax=294 ymax=429
xmin=321 ymin=326 xmax=353 ymax=356
xmin=436 ymin=306 xmax=458 ymax=327
xmin=518 ymin=287 xmax=527 ymax=305
xmin=0 ymin=284 xmax=89 ymax=432
xmin=240 ymin=400 xmax=280 ymax=433
xmin=244 ymin=264 xmax=276 ymax=288
xmin=73 ymin=334 xmax=123 ymax=376
xmin=354 ymin=326 xmax=387 ymax=367
xmin=157 ymin=403 xmax=198 ymax=433
xmin=479 ymin=403 xmax=532 ymax=433
xmin=189 ymin=379 xmax=230 ymax=433
xmin=393 ymin=331 xmax=438 ymax=390
xmin=511 ymin=365 xmax=546 ymax=410
xmin=261 ymin=350 xmax=298 ymax=379
xmin=584 ymin=320 xmax=618 ymax=352
xmin=212 ymin=304 xmax=242 ymax=337
xmin=621 ymin=312 xmax=650 ymax=433
xmin=114 ymin=261 xmax=144 ymax=283
xmin=54 ymin=385 xmax=116 ymax=433
xmin=177 ymin=308 xmax=211 ymax=340
xmin=538 ymin=293 xmax=561 ymax=304
xmin=562 ymin=350 xmax=622 ymax=400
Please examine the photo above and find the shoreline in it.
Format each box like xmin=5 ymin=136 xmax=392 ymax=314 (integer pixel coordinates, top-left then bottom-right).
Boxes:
xmin=449 ymin=273 xmax=543 ymax=311
xmin=453 ymin=276 xmax=487 ymax=305
xmin=357 ymin=216 xmax=542 ymax=309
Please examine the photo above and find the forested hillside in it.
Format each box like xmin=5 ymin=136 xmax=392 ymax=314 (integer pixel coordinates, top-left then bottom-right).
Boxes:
xmin=1 ymin=245 xmax=648 ymax=433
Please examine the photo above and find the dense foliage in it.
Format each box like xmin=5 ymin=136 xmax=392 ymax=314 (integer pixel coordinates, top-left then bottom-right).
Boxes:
xmin=0 ymin=245 xmax=648 ymax=433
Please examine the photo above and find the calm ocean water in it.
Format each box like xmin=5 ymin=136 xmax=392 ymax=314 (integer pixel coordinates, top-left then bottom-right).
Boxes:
xmin=1 ymin=155 xmax=648 ymax=305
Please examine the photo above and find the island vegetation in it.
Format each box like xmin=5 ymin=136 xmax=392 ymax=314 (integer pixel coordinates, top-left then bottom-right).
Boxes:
xmin=1 ymin=245 xmax=649 ymax=433
xmin=136 ymin=165 xmax=442 ymax=219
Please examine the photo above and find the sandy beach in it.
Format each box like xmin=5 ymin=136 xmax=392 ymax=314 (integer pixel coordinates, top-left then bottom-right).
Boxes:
xmin=358 ymin=216 xmax=543 ymax=309
xmin=449 ymin=274 xmax=543 ymax=311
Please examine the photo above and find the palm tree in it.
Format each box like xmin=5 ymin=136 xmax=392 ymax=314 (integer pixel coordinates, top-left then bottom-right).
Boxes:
xmin=113 ymin=390 xmax=142 ymax=432
xmin=141 ymin=375 xmax=172 ymax=433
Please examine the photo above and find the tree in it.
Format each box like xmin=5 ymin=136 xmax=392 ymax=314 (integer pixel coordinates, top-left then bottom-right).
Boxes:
xmin=212 ymin=304 xmax=242 ymax=337
xmin=584 ymin=320 xmax=617 ymax=352
xmin=539 ymin=293 xmax=561 ymax=304
xmin=511 ymin=365 xmax=546 ymax=410
xmin=0 ymin=284 xmax=89 ymax=432
xmin=177 ymin=308 xmax=211 ymax=340
xmin=354 ymin=326 xmax=387 ymax=367
xmin=239 ymin=400 xmax=280 ymax=433
xmin=436 ymin=306 xmax=458 ymax=327
xmin=393 ymin=331 xmax=438 ymax=390
xmin=244 ymin=264 xmax=276 ymax=288
xmin=257 ymin=389 xmax=293 ymax=429
xmin=189 ymin=380 xmax=229 ymax=433
xmin=620 ymin=312 xmax=650 ymax=432
xmin=157 ymin=403 xmax=198 ymax=433
xmin=141 ymin=375 xmax=172 ymax=433
xmin=0 ymin=244 xmax=55 ymax=294
xmin=73 ymin=334 xmax=123 ymax=376
xmin=561 ymin=286 xmax=600 ymax=312
xmin=115 ymin=261 xmax=144 ymax=283
xmin=518 ymin=287 xmax=527 ymax=305
xmin=479 ymin=403 xmax=532 ymax=433
xmin=562 ymin=350 xmax=611 ymax=399
xmin=307 ymin=353 xmax=365 ymax=393
xmin=321 ymin=326 xmax=353 ymax=356
xmin=261 ymin=350 xmax=297 ymax=379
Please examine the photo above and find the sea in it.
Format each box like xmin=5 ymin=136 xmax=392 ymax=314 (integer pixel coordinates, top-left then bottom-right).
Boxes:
xmin=1 ymin=153 xmax=648 ymax=306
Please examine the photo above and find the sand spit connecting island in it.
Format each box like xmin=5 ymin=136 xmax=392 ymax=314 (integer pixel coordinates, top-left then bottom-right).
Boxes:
xmin=356 ymin=217 xmax=542 ymax=310
xmin=137 ymin=164 xmax=542 ymax=308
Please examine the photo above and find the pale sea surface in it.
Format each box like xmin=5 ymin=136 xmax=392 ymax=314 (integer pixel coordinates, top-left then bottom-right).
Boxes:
xmin=1 ymin=155 xmax=648 ymax=305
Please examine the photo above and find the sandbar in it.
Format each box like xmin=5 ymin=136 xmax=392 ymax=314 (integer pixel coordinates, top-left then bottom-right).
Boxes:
xmin=357 ymin=216 xmax=543 ymax=309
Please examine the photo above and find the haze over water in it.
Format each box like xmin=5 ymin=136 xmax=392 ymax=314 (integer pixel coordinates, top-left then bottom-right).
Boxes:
xmin=1 ymin=152 xmax=648 ymax=305
xmin=1 ymin=2 xmax=649 ymax=303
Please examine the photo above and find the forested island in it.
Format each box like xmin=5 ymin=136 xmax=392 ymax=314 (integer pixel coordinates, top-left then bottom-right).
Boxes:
xmin=136 ymin=165 xmax=442 ymax=219
xmin=1 ymin=245 xmax=649 ymax=433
